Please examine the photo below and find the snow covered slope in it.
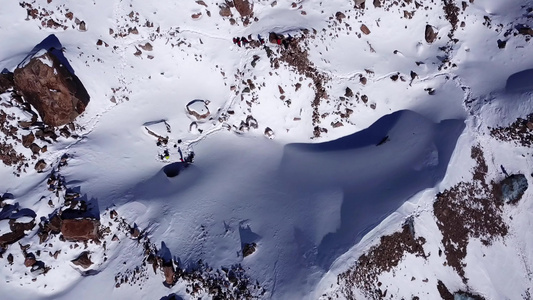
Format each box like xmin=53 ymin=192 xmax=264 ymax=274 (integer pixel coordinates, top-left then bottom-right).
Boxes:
xmin=0 ymin=0 xmax=532 ymax=299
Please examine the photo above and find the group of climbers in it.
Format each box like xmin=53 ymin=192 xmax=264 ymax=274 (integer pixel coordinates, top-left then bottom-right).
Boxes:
xmin=271 ymin=32 xmax=294 ymax=49
xmin=232 ymin=33 xmax=294 ymax=49
xmin=232 ymin=34 xmax=266 ymax=47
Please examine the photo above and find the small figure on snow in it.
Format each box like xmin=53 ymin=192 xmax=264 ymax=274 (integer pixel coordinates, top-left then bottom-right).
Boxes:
xmin=257 ymin=34 xmax=265 ymax=44
xmin=241 ymin=37 xmax=249 ymax=46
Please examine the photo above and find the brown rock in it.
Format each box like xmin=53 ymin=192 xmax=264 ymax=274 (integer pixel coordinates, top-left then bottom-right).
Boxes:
xmin=345 ymin=87 xmax=354 ymax=97
xmin=242 ymin=242 xmax=256 ymax=257
xmin=13 ymin=50 xmax=90 ymax=127
xmin=332 ymin=121 xmax=344 ymax=128
xmin=22 ymin=132 xmax=35 ymax=148
xmin=48 ymin=214 xmax=62 ymax=233
xmin=219 ymin=4 xmax=231 ymax=17
xmin=30 ymin=143 xmax=41 ymax=155
xmin=196 ymin=0 xmax=207 ymax=7
xmin=191 ymin=12 xmax=202 ymax=19
xmin=130 ymin=225 xmax=140 ymax=239
xmin=61 ymin=218 xmax=100 ymax=241
xmin=139 ymin=43 xmax=153 ymax=51
xmin=24 ymin=254 xmax=37 ymax=267
xmin=79 ymin=21 xmax=87 ymax=31
xmin=354 ymin=0 xmax=366 ymax=8
xmin=35 ymin=159 xmax=47 ymax=172
xmin=335 ymin=12 xmax=346 ymax=21
xmin=0 ymin=220 xmax=35 ymax=248
xmin=71 ymin=251 xmax=92 ymax=269
xmin=163 ymin=263 xmax=175 ymax=285
xmin=425 ymin=25 xmax=438 ymax=43
xmin=233 ymin=0 xmax=253 ymax=17
xmin=360 ymin=24 xmax=371 ymax=35
xmin=373 ymin=0 xmax=381 ymax=7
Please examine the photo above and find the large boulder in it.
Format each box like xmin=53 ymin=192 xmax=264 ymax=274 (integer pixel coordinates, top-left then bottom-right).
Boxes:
xmin=60 ymin=218 xmax=99 ymax=241
xmin=13 ymin=49 xmax=90 ymax=126
xmin=233 ymin=0 xmax=253 ymax=17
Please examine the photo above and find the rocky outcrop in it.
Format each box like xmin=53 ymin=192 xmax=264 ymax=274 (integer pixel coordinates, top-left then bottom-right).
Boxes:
xmin=60 ymin=218 xmax=100 ymax=241
xmin=14 ymin=50 xmax=90 ymax=127
xmin=71 ymin=251 xmax=93 ymax=269
xmin=233 ymin=0 xmax=253 ymax=17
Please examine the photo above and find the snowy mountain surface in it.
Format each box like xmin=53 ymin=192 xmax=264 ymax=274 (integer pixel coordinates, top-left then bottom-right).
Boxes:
xmin=0 ymin=0 xmax=532 ymax=299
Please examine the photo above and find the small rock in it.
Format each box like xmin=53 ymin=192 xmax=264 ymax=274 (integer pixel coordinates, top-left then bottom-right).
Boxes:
xmin=139 ymin=42 xmax=153 ymax=51
xmin=24 ymin=254 xmax=37 ymax=267
xmin=335 ymin=12 xmax=346 ymax=21
xmin=71 ymin=251 xmax=92 ymax=269
xmin=30 ymin=143 xmax=41 ymax=155
xmin=79 ymin=21 xmax=87 ymax=31
xmin=425 ymin=25 xmax=438 ymax=43
xmin=243 ymin=242 xmax=256 ymax=257
xmin=219 ymin=4 xmax=231 ymax=17
xmin=345 ymin=87 xmax=354 ymax=97
xmin=22 ymin=133 xmax=35 ymax=148
xmin=360 ymin=24 xmax=371 ymax=35
xmin=264 ymin=127 xmax=275 ymax=139
xmin=332 ymin=121 xmax=344 ymax=128
xmin=35 ymin=159 xmax=47 ymax=173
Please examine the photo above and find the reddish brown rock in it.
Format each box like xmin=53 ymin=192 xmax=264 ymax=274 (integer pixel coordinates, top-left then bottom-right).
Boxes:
xmin=360 ymin=24 xmax=371 ymax=35
xmin=34 ymin=159 xmax=47 ymax=172
xmin=163 ymin=263 xmax=175 ymax=285
xmin=24 ymin=254 xmax=37 ymax=267
xmin=0 ymin=219 xmax=35 ymax=248
xmin=233 ymin=0 xmax=253 ymax=17
xmin=22 ymin=132 xmax=35 ymax=148
xmin=71 ymin=251 xmax=92 ymax=269
xmin=60 ymin=218 xmax=100 ymax=241
xmin=335 ymin=12 xmax=346 ymax=21
xmin=14 ymin=50 xmax=90 ymax=127
xmin=219 ymin=4 xmax=231 ymax=17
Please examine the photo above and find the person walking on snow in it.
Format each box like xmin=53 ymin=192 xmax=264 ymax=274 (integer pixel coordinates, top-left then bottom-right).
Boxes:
xmin=257 ymin=34 xmax=265 ymax=44
xmin=236 ymin=37 xmax=241 ymax=47
xmin=241 ymin=37 xmax=249 ymax=46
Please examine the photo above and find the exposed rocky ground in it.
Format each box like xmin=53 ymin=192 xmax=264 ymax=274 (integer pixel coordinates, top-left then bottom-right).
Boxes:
xmin=1 ymin=0 xmax=533 ymax=299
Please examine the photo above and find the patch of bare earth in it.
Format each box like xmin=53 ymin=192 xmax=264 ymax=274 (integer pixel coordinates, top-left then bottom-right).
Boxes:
xmin=268 ymin=31 xmax=330 ymax=138
xmin=490 ymin=113 xmax=533 ymax=147
xmin=433 ymin=146 xmax=508 ymax=282
xmin=336 ymin=223 xmax=426 ymax=299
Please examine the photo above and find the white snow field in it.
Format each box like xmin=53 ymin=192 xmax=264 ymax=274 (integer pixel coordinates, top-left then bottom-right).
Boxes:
xmin=0 ymin=0 xmax=533 ymax=299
